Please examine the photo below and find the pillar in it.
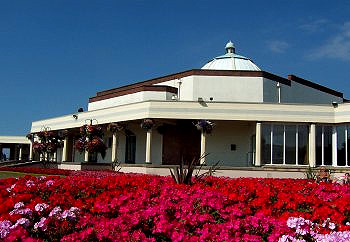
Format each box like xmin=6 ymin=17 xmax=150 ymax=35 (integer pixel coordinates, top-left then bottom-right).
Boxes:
xmin=332 ymin=126 xmax=337 ymax=167
xmin=145 ymin=129 xmax=152 ymax=164
xmin=84 ymin=137 xmax=89 ymax=162
xmin=62 ymin=137 xmax=69 ymax=162
xmin=309 ymin=124 xmax=316 ymax=167
xmin=18 ymin=146 xmax=23 ymax=161
xmin=29 ymin=142 xmax=33 ymax=161
xmin=0 ymin=144 xmax=2 ymax=161
xmin=200 ymin=131 xmax=206 ymax=165
xmin=53 ymin=152 xmax=57 ymax=162
xmin=111 ymin=133 xmax=118 ymax=162
xmin=84 ymin=151 xmax=89 ymax=162
xmin=255 ymin=122 xmax=262 ymax=166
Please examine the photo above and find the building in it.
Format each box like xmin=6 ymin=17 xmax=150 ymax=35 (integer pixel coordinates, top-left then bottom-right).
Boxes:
xmin=0 ymin=136 xmax=31 ymax=162
xmin=29 ymin=41 xmax=350 ymax=171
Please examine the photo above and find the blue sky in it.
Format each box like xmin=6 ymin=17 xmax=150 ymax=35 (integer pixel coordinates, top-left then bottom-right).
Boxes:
xmin=1 ymin=0 xmax=350 ymax=135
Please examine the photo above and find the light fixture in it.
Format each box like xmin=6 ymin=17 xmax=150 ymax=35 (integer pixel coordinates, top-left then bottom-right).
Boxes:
xmin=198 ymin=97 xmax=204 ymax=102
xmin=72 ymin=114 xmax=78 ymax=119
xmin=332 ymin=101 xmax=338 ymax=108
xmin=171 ymin=94 xmax=178 ymax=100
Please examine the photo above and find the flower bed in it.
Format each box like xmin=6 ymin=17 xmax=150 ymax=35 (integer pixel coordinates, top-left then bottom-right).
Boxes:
xmin=0 ymin=167 xmax=117 ymax=177
xmin=0 ymin=172 xmax=349 ymax=241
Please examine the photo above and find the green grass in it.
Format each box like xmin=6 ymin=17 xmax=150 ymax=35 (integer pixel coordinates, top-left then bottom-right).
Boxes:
xmin=0 ymin=171 xmax=46 ymax=179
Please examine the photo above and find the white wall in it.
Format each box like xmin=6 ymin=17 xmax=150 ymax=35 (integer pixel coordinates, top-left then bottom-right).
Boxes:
xmin=115 ymin=123 xmax=163 ymax=164
xmin=155 ymin=76 xmax=194 ymax=101
xmin=206 ymin=121 xmax=255 ymax=167
xmin=88 ymin=91 xmax=174 ymax=111
xmin=192 ymin=76 xmax=264 ymax=102
xmin=73 ymin=150 xmax=85 ymax=162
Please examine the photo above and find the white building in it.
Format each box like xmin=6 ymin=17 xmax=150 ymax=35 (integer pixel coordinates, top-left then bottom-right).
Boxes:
xmin=29 ymin=42 xmax=350 ymax=170
xmin=0 ymin=136 xmax=31 ymax=161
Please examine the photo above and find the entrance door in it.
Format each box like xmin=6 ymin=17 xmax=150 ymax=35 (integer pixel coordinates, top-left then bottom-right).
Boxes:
xmin=162 ymin=121 xmax=201 ymax=165
xmin=125 ymin=130 xmax=136 ymax=164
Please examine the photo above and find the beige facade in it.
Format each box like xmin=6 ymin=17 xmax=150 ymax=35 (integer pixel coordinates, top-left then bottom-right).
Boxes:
xmin=25 ymin=43 xmax=350 ymax=169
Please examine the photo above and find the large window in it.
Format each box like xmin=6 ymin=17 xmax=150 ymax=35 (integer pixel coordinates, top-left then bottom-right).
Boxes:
xmin=315 ymin=124 xmax=350 ymax=167
xmin=316 ymin=126 xmax=332 ymax=166
xmin=261 ymin=124 xmax=309 ymax=165
xmin=337 ymin=126 xmax=346 ymax=166
xmin=335 ymin=125 xmax=350 ymax=167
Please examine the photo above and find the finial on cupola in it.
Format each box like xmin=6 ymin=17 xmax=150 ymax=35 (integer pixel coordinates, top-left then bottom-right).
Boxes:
xmin=225 ymin=40 xmax=235 ymax=53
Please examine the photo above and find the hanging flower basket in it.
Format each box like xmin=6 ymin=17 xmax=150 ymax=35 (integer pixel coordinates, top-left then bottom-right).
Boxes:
xmin=26 ymin=133 xmax=33 ymax=141
xmin=107 ymin=122 xmax=124 ymax=133
xmin=80 ymin=124 xmax=103 ymax=139
xmin=140 ymin=119 xmax=154 ymax=130
xmin=32 ymin=128 xmax=63 ymax=156
xmin=75 ymin=124 xmax=107 ymax=159
xmin=194 ymin=120 xmax=215 ymax=134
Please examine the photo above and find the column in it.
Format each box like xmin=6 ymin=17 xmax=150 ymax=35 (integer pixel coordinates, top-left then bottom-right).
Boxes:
xmin=200 ymin=131 xmax=206 ymax=165
xmin=53 ymin=152 xmax=57 ymax=162
xmin=255 ymin=122 xmax=262 ymax=166
xmin=18 ymin=146 xmax=23 ymax=161
xmin=0 ymin=144 xmax=3 ymax=161
xmin=332 ymin=126 xmax=337 ymax=166
xmin=111 ymin=133 xmax=118 ymax=162
xmin=29 ymin=142 xmax=33 ymax=161
xmin=145 ymin=129 xmax=152 ymax=164
xmin=62 ymin=137 xmax=69 ymax=162
xmin=84 ymin=151 xmax=89 ymax=162
xmin=84 ymin=137 xmax=89 ymax=162
xmin=309 ymin=124 xmax=316 ymax=167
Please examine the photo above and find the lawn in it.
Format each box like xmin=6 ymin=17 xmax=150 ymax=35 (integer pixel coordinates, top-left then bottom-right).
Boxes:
xmin=0 ymin=171 xmax=45 ymax=179
xmin=0 ymin=168 xmax=349 ymax=241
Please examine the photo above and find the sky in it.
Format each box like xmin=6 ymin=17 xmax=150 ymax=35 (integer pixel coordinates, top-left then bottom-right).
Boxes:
xmin=1 ymin=0 xmax=350 ymax=135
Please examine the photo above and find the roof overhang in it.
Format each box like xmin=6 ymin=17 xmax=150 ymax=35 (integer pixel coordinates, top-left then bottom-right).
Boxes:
xmin=31 ymin=101 xmax=350 ymax=133
xmin=0 ymin=136 xmax=31 ymax=144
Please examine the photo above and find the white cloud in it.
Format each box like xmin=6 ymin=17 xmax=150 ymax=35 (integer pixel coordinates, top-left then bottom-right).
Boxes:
xmin=307 ymin=22 xmax=350 ymax=61
xmin=299 ymin=19 xmax=329 ymax=33
xmin=266 ymin=40 xmax=289 ymax=53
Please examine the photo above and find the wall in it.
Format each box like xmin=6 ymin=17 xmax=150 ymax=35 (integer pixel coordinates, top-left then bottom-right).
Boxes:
xmin=206 ymin=121 xmax=255 ymax=166
xmin=88 ymin=91 xmax=173 ymax=111
xmin=155 ymin=76 xmax=194 ymax=101
xmin=192 ymin=76 xmax=264 ymax=102
xmin=263 ymin=78 xmax=279 ymax=103
xmin=115 ymin=123 xmax=163 ymax=165
xmin=280 ymin=81 xmax=342 ymax=104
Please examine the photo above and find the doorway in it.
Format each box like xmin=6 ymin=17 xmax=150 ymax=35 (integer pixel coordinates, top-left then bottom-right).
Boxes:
xmin=162 ymin=120 xmax=200 ymax=165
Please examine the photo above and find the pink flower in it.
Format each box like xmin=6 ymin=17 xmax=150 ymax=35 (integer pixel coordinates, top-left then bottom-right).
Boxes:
xmin=33 ymin=217 xmax=47 ymax=231
xmin=34 ymin=203 xmax=49 ymax=212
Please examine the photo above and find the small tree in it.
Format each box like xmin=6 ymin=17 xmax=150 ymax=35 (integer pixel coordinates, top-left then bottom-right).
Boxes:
xmin=169 ymin=154 xmax=220 ymax=185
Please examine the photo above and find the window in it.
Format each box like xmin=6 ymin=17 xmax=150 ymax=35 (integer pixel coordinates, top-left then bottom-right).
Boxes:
xmin=261 ymin=124 xmax=271 ymax=164
xmin=337 ymin=126 xmax=346 ymax=166
xmin=298 ymin=126 xmax=308 ymax=165
xmin=261 ymin=124 xmax=309 ymax=165
xmin=285 ymin=125 xmax=296 ymax=164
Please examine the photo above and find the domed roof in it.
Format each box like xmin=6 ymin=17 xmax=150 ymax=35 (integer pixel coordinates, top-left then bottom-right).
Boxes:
xmin=201 ymin=41 xmax=261 ymax=71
